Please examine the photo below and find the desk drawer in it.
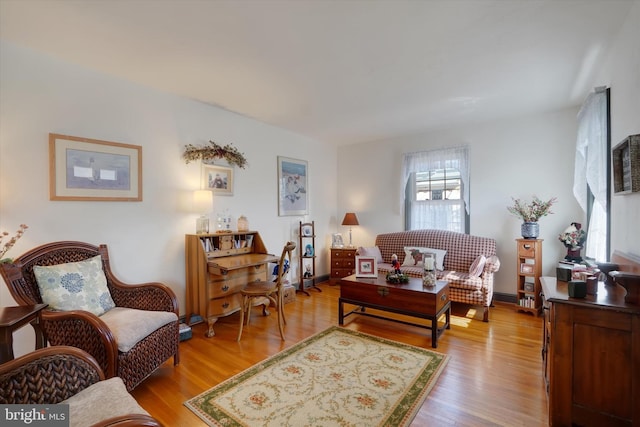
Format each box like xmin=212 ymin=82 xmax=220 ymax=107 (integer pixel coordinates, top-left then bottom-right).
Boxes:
xmin=207 ymin=293 xmax=242 ymax=316
xmin=207 ymin=265 xmax=267 ymax=298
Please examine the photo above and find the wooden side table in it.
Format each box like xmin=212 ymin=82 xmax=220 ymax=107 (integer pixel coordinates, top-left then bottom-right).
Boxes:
xmin=0 ymin=304 xmax=48 ymax=363
xmin=330 ymin=247 xmax=357 ymax=283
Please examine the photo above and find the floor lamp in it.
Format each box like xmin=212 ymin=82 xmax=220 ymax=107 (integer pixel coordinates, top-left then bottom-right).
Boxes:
xmin=341 ymin=212 xmax=359 ymax=247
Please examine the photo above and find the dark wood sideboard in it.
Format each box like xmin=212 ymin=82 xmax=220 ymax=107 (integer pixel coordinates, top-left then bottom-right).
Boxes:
xmin=541 ymin=258 xmax=640 ymax=426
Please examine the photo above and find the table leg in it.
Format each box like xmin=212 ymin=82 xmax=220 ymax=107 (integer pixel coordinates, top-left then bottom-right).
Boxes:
xmin=338 ymin=299 xmax=344 ymax=325
xmin=31 ymin=319 xmax=47 ymax=349
xmin=0 ymin=328 xmax=14 ymax=363
xmin=431 ymin=317 xmax=438 ymax=348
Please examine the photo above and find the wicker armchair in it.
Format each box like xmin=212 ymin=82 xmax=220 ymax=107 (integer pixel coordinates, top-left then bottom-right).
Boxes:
xmin=0 ymin=241 xmax=180 ymax=391
xmin=0 ymin=346 xmax=161 ymax=427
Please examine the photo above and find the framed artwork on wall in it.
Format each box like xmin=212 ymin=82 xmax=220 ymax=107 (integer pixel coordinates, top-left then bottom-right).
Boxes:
xmin=277 ymin=156 xmax=308 ymax=216
xmin=202 ymin=164 xmax=233 ymax=195
xmin=355 ymin=256 xmax=377 ymax=278
xmin=49 ymin=133 xmax=142 ymax=201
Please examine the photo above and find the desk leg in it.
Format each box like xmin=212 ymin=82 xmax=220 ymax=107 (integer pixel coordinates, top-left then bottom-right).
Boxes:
xmin=338 ymin=299 xmax=344 ymax=325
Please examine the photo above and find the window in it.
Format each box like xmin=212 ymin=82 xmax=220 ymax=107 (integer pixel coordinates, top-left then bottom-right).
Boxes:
xmin=403 ymin=147 xmax=469 ymax=233
xmin=573 ymin=87 xmax=611 ymax=261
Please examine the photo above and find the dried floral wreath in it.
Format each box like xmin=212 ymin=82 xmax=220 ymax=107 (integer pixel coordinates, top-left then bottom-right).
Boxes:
xmin=182 ymin=140 xmax=247 ymax=169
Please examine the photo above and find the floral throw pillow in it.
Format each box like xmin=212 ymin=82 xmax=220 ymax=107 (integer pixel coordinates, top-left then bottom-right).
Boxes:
xmin=33 ymin=255 xmax=115 ymax=316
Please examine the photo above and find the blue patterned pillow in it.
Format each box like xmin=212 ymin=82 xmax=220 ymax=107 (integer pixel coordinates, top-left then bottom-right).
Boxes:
xmin=33 ymin=255 xmax=115 ymax=316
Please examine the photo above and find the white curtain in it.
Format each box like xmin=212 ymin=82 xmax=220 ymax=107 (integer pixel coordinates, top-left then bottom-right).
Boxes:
xmin=573 ymin=89 xmax=607 ymax=261
xmin=402 ymin=146 xmax=469 ymax=232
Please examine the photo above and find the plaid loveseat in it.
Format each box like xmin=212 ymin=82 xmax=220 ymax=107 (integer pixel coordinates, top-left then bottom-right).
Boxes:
xmin=372 ymin=229 xmax=500 ymax=321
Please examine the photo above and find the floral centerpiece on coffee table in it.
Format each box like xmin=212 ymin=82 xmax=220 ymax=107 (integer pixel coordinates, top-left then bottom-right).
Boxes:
xmin=386 ymin=272 xmax=410 ymax=284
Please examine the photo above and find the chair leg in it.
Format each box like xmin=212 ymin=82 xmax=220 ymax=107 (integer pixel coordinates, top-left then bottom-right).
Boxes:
xmin=237 ymin=296 xmax=248 ymax=342
xmin=276 ymin=293 xmax=285 ymax=340
xmin=279 ymin=292 xmax=287 ymax=325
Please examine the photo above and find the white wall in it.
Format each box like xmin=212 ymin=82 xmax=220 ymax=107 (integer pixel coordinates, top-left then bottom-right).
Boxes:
xmin=594 ymin=0 xmax=640 ymax=256
xmin=337 ymin=0 xmax=640 ymax=296
xmin=0 ymin=42 xmax=337 ymax=357
xmin=338 ymin=107 xmax=584 ymax=295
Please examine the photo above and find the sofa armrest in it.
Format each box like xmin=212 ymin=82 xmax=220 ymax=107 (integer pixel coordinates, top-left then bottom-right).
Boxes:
xmin=484 ymin=255 xmax=500 ymax=274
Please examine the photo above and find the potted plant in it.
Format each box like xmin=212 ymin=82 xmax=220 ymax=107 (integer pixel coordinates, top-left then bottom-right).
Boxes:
xmin=507 ymin=196 xmax=557 ymax=239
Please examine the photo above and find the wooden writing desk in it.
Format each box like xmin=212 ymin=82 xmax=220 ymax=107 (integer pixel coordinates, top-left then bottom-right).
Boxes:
xmin=185 ymin=232 xmax=278 ymax=337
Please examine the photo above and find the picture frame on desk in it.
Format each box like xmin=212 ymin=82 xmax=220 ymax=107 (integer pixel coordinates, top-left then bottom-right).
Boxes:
xmin=355 ymin=256 xmax=377 ymax=278
xmin=331 ymin=233 xmax=344 ymax=248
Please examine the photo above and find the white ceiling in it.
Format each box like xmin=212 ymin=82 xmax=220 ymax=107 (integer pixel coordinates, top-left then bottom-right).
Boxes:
xmin=0 ymin=0 xmax=634 ymax=145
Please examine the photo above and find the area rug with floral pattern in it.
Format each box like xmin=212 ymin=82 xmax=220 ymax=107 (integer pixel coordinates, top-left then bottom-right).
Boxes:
xmin=184 ymin=326 xmax=449 ymax=426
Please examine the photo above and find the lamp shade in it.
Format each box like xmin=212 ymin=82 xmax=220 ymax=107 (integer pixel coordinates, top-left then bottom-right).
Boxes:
xmin=341 ymin=212 xmax=359 ymax=226
xmin=193 ymin=190 xmax=213 ymax=214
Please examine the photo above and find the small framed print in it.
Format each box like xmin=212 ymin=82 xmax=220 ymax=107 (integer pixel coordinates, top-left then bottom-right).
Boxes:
xmin=355 ymin=256 xmax=377 ymax=278
xmin=202 ymin=164 xmax=233 ymax=196
xmin=302 ymin=225 xmax=313 ymax=236
xmin=332 ymin=233 xmax=344 ymax=248
xmin=520 ymin=263 xmax=534 ymax=274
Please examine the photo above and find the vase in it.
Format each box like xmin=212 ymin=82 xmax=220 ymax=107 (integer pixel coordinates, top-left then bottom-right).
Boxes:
xmin=521 ymin=222 xmax=539 ymax=239
xmin=565 ymin=246 xmax=583 ymax=263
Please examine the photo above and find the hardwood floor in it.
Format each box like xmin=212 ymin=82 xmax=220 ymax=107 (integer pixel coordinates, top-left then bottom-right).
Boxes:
xmin=132 ymin=282 xmax=549 ymax=426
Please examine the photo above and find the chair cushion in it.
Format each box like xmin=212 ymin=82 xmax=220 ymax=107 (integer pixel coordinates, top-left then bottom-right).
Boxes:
xmin=33 ymin=255 xmax=116 ymax=316
xmin=99 ymin=307 xmax=178 ymax=353
xmin=62 ymin=377 xmax=150 ymax=427
xmin=357 ymin=246 xmax=384 ymax=263
xmin=401 ymin=247 xmax=447 ymax=270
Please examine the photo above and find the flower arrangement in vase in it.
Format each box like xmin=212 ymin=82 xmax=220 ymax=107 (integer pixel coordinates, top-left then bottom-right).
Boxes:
xmin=558 ymin=222 xmax=587 ymax=262
xmin=507 ymin=196 xmax=557 ymax=239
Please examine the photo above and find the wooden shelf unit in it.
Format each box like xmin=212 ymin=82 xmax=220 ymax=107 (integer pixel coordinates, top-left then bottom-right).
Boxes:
xmin=299 ymin=221 xmax=320 ymax=294
xmin=515 ymin=238 xmax=542 ymax=315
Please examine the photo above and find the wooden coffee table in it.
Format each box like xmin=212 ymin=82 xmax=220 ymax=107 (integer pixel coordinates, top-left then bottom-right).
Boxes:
xmin=339 ymin=274 xmax=450 ymax=348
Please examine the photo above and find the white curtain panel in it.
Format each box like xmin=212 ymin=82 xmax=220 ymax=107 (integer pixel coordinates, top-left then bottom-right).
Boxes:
xmin=402 ymin=146 xmax=469 ymax=232
xmin=573 ymin=89 xmax=608 ymax=261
